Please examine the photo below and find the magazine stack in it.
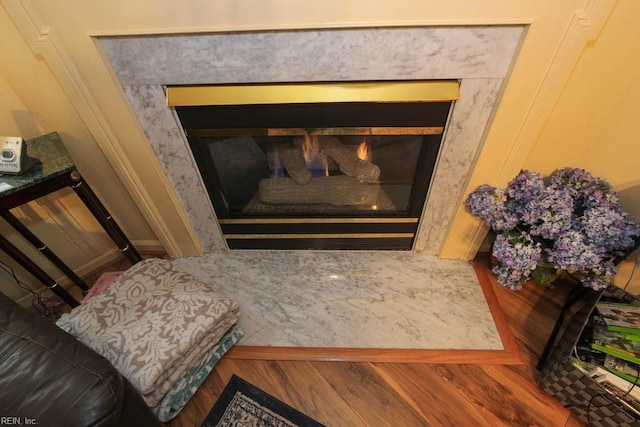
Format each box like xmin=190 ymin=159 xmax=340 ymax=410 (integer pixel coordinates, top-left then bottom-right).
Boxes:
xmin=573 ymin=300 xmax=640 ymax=416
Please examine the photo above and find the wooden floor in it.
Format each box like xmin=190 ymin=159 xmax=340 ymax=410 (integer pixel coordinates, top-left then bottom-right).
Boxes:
xmin=162 ymin=256 xmax=587 ymax=427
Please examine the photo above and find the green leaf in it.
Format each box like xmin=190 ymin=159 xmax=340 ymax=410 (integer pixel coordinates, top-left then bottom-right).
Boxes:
xmin=531 ymin=266 xmax=558 ymax=287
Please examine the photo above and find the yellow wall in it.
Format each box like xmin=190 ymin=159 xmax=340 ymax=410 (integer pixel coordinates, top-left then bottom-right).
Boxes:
xmin=0 ymin=74 xmax=42 ymax=136
xmin=525 ymin=0 xmax=640 ymax=218
xmin=0 ymin=4 xmax=158 ymax=301
xmin=2 ymin=0 xmax=637 ymax=287
xmin=524 ymin=0 xmax=640 ymax=290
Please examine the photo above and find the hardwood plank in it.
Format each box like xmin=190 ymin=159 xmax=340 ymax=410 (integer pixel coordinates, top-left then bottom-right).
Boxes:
xmin=311 ymin=362 xmax=429 ymax=427
xmin=376 ymin=361 xmax=570 ymax=426
xmin=213 ymin=359 xmax=367 ymax=427
xmin=372 ymin=363 xmax=497 ymax=426
xmin=226 ymin=346 xmax=521 ymax=364
xmin=476 ymin=364 xmax=572 ymax=426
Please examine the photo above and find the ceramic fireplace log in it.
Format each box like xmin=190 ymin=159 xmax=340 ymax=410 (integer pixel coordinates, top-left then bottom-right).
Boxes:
xmin=258 ymin=175 xmax=380 ymax=206
xmin=316 ymin=136 xmax=380 ymax=182
xmin=278 ymin=145 xmax=312 ymax=185
xmin=292 ymin=136 xmax=381 ymax=182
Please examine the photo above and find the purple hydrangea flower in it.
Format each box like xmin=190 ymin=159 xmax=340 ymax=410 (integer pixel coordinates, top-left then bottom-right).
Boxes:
xmin=546 ymin=230 xmax=601 ymax=272
xmin=549 ymin=168 xmax=595 ymax=191
xmin=580 ymin=261 xmax=617 ymax=291
xmin=466 ymin=167 xmax=640 ymax=291
xmin=505 ymin=170 xmax=545 ymax=211
xmin=491 ymin=232 xmax=542 ymax=290
xmin=550 ymin=168 xmax=618 ymax=209
xmin=523 ymin=186 xmax=574 ymax=240
xmin=466 ymin=185 xmax=518 ymax=231
xmin=580 ymin=207 xmax=640 ymax=255
xmin=579 ymin=179 xmax=619 ymax=209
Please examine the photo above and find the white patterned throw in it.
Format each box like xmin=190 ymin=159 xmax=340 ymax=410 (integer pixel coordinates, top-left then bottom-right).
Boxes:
xmin=63 ymin=258 xmax=240 ymax=407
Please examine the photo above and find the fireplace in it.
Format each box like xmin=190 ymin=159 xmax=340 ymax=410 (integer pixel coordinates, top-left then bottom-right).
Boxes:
xmin=100 ymin=25 xmax=524 ymax=253
xmin=170 ymin=81 xmax=456 ymax=249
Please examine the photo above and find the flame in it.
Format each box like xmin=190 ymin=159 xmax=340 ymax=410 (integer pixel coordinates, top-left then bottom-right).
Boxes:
xmin=357 ymin=140 xmax=369 ymax=161
xmin=301 ymin=130 xmax=329 ymax=176
xmin=302 ymin=132 xmax=313 ymax=164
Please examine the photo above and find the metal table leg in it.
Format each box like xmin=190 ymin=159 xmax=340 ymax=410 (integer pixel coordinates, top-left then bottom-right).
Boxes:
xmin=69 ymin=171 xmax=142 ymax=265
xmin=1 ymin=210 xmax=90 ymax=292
xmin=0 ymin=234 xmax=79 ymax=308
xmin=536 ymin=283 xmax=591 ymax=370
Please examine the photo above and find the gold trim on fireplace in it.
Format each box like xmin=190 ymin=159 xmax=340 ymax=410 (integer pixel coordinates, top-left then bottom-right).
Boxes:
xmin=224 ymin=233 xmax=415 ymax=239
xmin=186 ymin=127 xmax=444 ymax=137
xmin=219 ymin=218 xmax=419 ymax=224
xmin=166 ymin=81 xmax=459 ymax=106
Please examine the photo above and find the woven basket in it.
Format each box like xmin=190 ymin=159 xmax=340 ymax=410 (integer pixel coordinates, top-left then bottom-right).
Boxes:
xmin=537 ymin=285 xmax=640 ymax=426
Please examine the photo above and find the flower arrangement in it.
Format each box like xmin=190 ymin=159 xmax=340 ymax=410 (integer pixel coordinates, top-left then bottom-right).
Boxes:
xmin=466 ymin=168 xmax=640 ymax=291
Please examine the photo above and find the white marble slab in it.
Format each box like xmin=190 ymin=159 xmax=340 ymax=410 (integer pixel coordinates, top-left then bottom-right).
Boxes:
xmin=102 ymin=26 xmax=523 ymax=85
xmin=123 ymin=85 xmax=224 ymax=252
xmin=171 ymin=251 xmax=503 ymax=350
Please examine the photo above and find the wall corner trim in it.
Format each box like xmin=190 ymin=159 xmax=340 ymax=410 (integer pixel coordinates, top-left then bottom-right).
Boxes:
xmin=442 ymin=0 xmax=618 ymax=261
xmin=1 ymin=0 xmax=204 ymax=258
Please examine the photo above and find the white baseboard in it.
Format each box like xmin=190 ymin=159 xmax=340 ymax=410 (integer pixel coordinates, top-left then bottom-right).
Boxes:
xmin=129 ymin=239 xmax=166 ymax=255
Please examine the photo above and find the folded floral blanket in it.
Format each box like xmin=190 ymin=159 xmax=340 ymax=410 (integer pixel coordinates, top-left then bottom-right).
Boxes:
xmin=152 ymin=324 xmax=244 ymax=422
xmin=62 ymin=258 xmax=240 ymax=407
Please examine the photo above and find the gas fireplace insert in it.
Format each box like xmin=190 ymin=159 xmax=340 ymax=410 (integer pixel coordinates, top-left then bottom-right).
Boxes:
xmin=169 ymin=81 xmax=457 ymax=250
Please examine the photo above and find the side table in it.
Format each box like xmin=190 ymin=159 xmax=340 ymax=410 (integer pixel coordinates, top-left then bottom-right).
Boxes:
xmin=537 ymin=285 xmax=640 ymax=426
xmin=0 ymin=132 xmax=141 ymax=307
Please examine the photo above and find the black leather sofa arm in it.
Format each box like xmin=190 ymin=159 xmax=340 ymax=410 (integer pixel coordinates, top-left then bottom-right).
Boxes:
xmin=0 ymin=290 xmax=160 ymax=427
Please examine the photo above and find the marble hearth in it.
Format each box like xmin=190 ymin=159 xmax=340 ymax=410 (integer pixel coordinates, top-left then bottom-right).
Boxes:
xmin=100 ymin=25 xmax=525 ymax=253
xmin=171 ymin=250 xmax=503 ymax=351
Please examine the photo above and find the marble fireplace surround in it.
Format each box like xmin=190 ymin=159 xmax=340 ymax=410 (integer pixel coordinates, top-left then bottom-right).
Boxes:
xmin=100 ymin=25 xmax=525 ymax=254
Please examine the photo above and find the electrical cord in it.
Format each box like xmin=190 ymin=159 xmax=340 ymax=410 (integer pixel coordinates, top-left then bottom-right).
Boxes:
xmin=567 ymin=305 xmax=640 ymax=423
xmin=564 ymin=367 xmax=640 ymax=424
xmin=0 ymin=259 xmax=59 ymax=318
xmin=623 ymin=250 xmax=640 ymax=292
xmin=587 ymin=365 xmax=639 ymax=425
xmin=567 ymin=347 xmax=640 ymax=424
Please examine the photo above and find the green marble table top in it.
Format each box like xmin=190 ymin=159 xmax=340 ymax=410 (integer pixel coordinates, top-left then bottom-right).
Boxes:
xmin=0 ymin=132 xmax=75 ymax=197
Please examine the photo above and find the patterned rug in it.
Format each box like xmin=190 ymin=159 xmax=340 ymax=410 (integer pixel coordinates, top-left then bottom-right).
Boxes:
xmin=202 ymin=375 xmax=325 ymax=427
